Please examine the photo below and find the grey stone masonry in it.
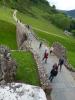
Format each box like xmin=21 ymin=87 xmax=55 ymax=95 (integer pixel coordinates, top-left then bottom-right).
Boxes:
xmin=16 ymin=22 xmax=33 ymax=50
xmin=33 ymin=52 xmax=52 ymax=95
xmin=52 ymin=42 xmax=66 ymax=58
xmin=52 ymin=42 xmax=75 ymax=71
xmin=0 ymin=45 xmax=17 ymax=84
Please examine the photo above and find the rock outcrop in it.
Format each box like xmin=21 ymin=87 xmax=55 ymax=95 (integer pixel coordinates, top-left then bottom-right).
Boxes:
xmin=0 ymin=45 xmax=17 ymax=84
xmin=0 ymin=83 xmax=47 ymax=100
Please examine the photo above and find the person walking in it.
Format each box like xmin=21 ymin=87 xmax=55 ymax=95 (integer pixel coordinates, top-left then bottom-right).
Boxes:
xmin=39 ymin=42 xmax=42 ymax=49
xmin=53 ymin=63 xmax=58 ymax=70
xmin=49 ymin=63 xmax=58 ymax=82
xmin=58 ymin=56 xmax=64 ymax=71
xmin=42 ymin=48 xmax=49 ymax=63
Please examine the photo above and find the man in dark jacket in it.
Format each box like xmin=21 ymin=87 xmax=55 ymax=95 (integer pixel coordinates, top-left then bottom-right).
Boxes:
xmin=49 ymin=63 xmax=58 ymax=82
xmin=58 ymin=56 xmax=64 ymax=71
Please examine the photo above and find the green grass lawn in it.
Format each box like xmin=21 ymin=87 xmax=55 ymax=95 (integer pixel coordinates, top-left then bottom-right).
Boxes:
xmin=0 ymin=6 xmax=17 ymax=49
xmin=11 ymin=51 xmax=40 ymax=86
xmin=0 ymin=20 xmax=17 ymax=49
xmin=68 ymin=51 xmax=75 ymax=68
xmin=0 ymin=6 xmax=15 ymax=24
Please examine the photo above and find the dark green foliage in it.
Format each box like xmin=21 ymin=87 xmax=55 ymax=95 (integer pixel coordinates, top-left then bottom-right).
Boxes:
xmin=0 ymin=0 xmax=57 ymax=15
xmin=71 ymin=30 xmax=75 ymax=36
xmin=44 ymin=13 xmax=71 ymax=30
xmin=70 ymin=19 xmax=75 ymax=31
xmin=31 ymin=0 xmax=50 ymax=6
xmin=50 ymin=5 xmax=57 ymax=13
xmin=0 ymin=0 xmax=50 ymax=13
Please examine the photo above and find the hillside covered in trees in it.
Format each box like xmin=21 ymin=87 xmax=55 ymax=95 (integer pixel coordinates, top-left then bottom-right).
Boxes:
xmin=66 ymin=10 xmax=75 ymax=18
xmin=0 ymin=0 xmax=75 ymax=35
xmin=0 ymin=0 xmax=55 ymax=13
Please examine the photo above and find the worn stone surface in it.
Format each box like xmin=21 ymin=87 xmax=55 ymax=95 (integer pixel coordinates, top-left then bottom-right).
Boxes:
xmin=0 ymin=46 xmax=17 ymax=84
xmin=52 ymin=42 xmax=66 ymax=58
xmin=52 ymin=42 xmax=75 ymax=71
xmin=0 ymin=83 xmax=47 ymax=100
xmin=16 ymin=20 xmax=33 ymax=50
xmin=33 ymin=54 xmax=52 ymax=95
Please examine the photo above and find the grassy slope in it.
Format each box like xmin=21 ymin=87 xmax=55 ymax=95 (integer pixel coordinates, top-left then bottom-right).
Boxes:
xmin=0 ymin=20 xmax=17 ymax=49
xmin=0 ymin=6 xmax=15 ymax=24
xmin=0 ymin=6 xmax=17 ymax=49
xmin=0 ymin=6 xmax=39 ymax=85
xmin=17 ymin=10 xmax=65 ymax=36
xmin=17 ymin=8 xmax=75 ymax=68
xmin=11 ymin=51 xmax=40 ymax=86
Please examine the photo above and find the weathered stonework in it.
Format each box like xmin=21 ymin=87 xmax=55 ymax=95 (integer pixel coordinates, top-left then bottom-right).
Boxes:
xmin=16 ymin=22 xmax=32 ymax=50
xmin=52 ymin=42 xmax=66 ymax=58
xmin=0 ymin=83 xmax=47 ymax=100
xmin=32 ymin=51 xmax=52 ymax=95
xmin=0 ymin=45 xmax=17 ymax=84
xmin=52 ymin=42 xmax=75 ymax=71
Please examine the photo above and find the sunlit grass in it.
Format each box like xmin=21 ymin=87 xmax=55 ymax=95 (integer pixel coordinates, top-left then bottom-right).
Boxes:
xmin=11 ymin=51 xmax=40 ymax=85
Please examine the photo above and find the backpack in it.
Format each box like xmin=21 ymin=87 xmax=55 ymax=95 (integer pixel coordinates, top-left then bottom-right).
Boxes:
xmin=51 ymin=69 xmax=58 ymax=77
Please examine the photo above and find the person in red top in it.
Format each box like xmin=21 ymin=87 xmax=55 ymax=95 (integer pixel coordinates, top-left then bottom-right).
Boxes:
xmin=42 ymin=49 xmax=49 ymax=63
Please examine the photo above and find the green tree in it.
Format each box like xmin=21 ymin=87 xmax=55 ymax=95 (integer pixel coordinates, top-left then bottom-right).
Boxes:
xmin=71 ymin=30 xmax=75 ymax=36
xmin=50 ymin=13 xmax=71 ymax=30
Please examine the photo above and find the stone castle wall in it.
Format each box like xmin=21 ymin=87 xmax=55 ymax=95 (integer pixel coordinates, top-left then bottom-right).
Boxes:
xmin=0 ymin=45 xmax=17 ymax=84
xmin=16 ymin=22 xmax=31 ymax=50
xmin=52 ymin=42 xmax=66 ymax=58
xmin=52 ymin=42 xmax=75 ymax=71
